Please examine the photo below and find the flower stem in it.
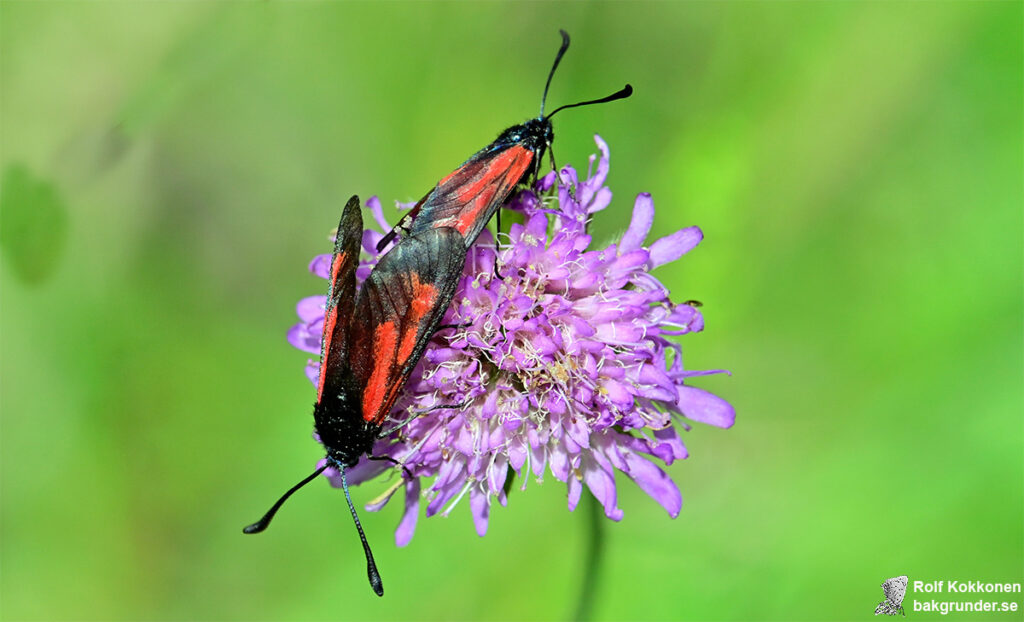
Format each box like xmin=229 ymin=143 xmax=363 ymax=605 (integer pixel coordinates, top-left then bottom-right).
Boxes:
xmin=572 ymin=493 xmax=605 ymax=622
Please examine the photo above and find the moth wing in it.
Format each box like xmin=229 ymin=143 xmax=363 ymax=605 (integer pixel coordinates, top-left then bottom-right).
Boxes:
xmin=316 ymin=195 xmax=364 ymax=403
xmin=376 ymin=145 xmax=534 ymax=251
xmin=414 ymin=145 xmax=534 ymax=245
xmin=349 ymin=227 xmax=467 ymax=425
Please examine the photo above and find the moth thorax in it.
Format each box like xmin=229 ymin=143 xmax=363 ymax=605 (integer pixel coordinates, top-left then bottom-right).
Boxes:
xmin=313 ymin=399 xmax=377 ymax=468
xmin=523 ymin=117 xmax=553 ymax=149
xmin=497 ymin=117 xmax=553 ymax=152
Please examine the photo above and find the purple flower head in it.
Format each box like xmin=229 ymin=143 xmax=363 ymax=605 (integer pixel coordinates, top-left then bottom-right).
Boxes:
xmin=288 ymin=135 xmax=734 ymax=545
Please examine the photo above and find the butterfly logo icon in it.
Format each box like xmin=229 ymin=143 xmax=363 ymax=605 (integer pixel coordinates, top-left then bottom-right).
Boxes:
xmin=875 ymin=575 xmax=908 ymax=616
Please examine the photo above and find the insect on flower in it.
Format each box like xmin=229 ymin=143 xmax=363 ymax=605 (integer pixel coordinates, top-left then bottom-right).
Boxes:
xmin=243 ymin=196 xmax=467 ymax=596
xmin=288 ymin=136 xmax=736 ymax=548
xmin=377 ymin=29 xmax=632 ymax=252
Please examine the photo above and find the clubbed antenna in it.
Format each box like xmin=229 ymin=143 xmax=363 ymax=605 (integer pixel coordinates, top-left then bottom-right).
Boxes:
xmin=545 ymin=84 xmax=633 ymax=120
xmin=243 ymin=464 xmax=329 ymax=534
xmin=539 ymin=29 xmax=571 ymax=117
xmin=243 ymin=463 xmax=384 ymax=596
xmin=340 ymin=466 xmax=384 ymax=596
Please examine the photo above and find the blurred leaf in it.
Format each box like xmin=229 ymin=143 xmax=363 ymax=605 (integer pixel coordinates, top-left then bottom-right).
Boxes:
xmin=0 ymin=163 xmax=69 ymax=284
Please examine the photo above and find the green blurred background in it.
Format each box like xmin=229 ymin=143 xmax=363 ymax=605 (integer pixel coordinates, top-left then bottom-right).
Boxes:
xmin=2 ymin=2 xmax=1021 ymax=621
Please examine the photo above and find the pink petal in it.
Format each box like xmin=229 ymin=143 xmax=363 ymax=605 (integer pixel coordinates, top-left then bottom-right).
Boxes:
xmin=470 ymin=488 xmax=490 ymax=537
xmin=395 ymin=478 xmax=420 ymax=547
xmin=287 ymin=320 xmax=322 ymax=355
xmin=507 ymin=439 xmax=527 ymax=472
xmin=588 ymin=187 xmax=613 ymax=214
xmin=651 ymin=426 xmax=688 ymax=463
xmin=622 ymin=452 xmax=682 ymax=518
xmin=365 ymin=483 xmax=399 ymax=512
xmin=549 ymin=444 xmax=570 ymax=481
xmin=620 ymin=193 xmax=654 ymax=253
xmin=679 ymin=368 xmax=731 ymax=378
xmin=678 ymin=385 xmax=735 ymax=428
xmin=487 ymin=454 xmax=508 ymax=494
xmin=583 ymin=456 xmax=623 ymax=521
xmin=296 ymin=296 xmax=326 ymax=322
xmin=366 ymin=196 xmax=390 ymax=232
xmin=308 ymin=254 xmax=332 ymax=279
xmin=567 ymin=474 xmax=583 ymax=511
xmin=361 ymin=229 xmax=384 ymax=255
xmin=584 ymin=135 xmax=611 ymax=199
xmin=601 ymin=378 xmax=636 ymax=409
xmin=529 ymin=441 xmax=547 ymax=480
xmin=304 ymin=360 xmax=318 ymax=386
xmin=649 ymin=226 xmax=703 ymax=267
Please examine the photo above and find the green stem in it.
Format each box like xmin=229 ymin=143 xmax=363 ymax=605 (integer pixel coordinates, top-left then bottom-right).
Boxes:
xmin=572 ymin=493 xmax=605 ymax=622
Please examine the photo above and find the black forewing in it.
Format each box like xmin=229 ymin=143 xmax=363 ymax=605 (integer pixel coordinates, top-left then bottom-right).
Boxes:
xmin=375 ymin=137 xmax=536 ymax=252
xmin=316 ymin=195 xmax=363 ymax=403
xmin=349 ymin=227 xmax=467 ymax=425
xmin=410 ymin=157 xmax=499 ymax=231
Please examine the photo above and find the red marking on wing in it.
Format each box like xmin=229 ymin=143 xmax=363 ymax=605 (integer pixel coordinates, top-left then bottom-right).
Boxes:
xmin=359 ymin=274 xmax=444 ymax=424
xmin=454 ymin=186 xmax=499 ymax=234
xmin=454 ymin=147 xmax=531 ymax=202
xmin=316 ymin=307 xmax=338 ymax=402
xmin=316 ymin=249 xmax=350 ymax=402
xmin=451 ymin=146 xmax=532 ymax=235
xmin=409 ymin=275 xmax=438 ymax=317
xmin=397 ymin=275 xmax=438 ymax=363
xmin=362 ymin=320 xmax=398 ymax=422
xmin=330 ymin=250 xmax=347 ymax=282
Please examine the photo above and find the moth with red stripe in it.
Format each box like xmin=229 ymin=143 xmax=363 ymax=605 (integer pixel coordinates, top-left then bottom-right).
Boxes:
xmin=376 ymin=30 xmax=632 ymax=253
xmin=243 ymin=195 xmax=466 ymax=596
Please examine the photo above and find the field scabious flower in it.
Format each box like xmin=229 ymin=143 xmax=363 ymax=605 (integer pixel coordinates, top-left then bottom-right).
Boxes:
xmin=287 ymin=136 xmax=734 ymax=545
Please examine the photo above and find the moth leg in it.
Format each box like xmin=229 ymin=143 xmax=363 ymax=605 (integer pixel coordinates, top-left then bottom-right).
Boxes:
xmin=367 ymin=455 xmax=413 ymax=481
xmin=549 ymin=145 xmax=578 ymax=202
xmin=436 ymin=321 xmax=473 ymax=331
xmin=492 ymin=253 xmax=504 ymax=281
xmin=492 ymin=209 xmax=505 ymax=281
xmin=378 ymin=400 xmax=471 ymax=438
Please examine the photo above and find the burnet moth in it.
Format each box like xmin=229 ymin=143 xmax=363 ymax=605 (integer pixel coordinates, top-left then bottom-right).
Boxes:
xmin=376 ymin=30 xmax=632 ymax=252
xmin=243 ymin=196 xmax=467 ymax=596
xmin=244 ymin=30 xmax=628 ymax=596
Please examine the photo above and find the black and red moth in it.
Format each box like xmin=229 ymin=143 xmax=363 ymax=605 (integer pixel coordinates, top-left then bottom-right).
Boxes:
xmin=244 ymin=30 xmax=629 ymax=596
xmin=376 ymin=30 xmax=632 ymax=252
xmin=244 ymin=195 xmax=466 ymax=597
